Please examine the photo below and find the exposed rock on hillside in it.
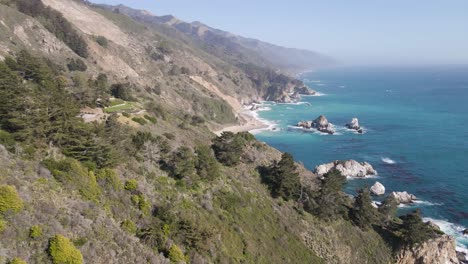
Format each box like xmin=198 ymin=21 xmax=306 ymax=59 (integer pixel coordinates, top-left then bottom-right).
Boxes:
xmin=315 ymin=160 xmax=377 ymax=178
xmin=396 ymin=235 xmax=459 ymax=264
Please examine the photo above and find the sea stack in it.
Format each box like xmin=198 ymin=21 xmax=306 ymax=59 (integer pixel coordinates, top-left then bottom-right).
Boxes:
xmin=312 ymin=115 xmax=335 ymax=134
xmin=370 ymin=182 xmax=385 ymax=196
xmin=296 ymin=115 xmax=335 ymax=134
xmin=346 ymin=118 xmax=363 ymax=133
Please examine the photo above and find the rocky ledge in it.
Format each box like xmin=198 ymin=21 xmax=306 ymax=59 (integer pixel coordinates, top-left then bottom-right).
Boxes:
xmin=390 ymin=191 xmax=418 ymax=204
xmin=297 ymin=115 xmax=335 ymax=134
xmin=345 ymin=118 xmax=363 ymax=134
xmin=315 ymin=160 xmax=377 ymax=178
xmin=396 ymin=235 xmax=460 ymax=264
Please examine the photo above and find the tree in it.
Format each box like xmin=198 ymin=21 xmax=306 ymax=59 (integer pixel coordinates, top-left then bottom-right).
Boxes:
xmin=399 ymin=209 xmax=434 ymax=246
xmin=195 ymin=145 xmax=221 ymax=181
xmin=167 ymin=147 xmax=197 ymax=180
xmin=379 ymin=195 xmax=398 ymax=226
xmin=263 ymin=153 xmax=301 ymax=201
xmin=212 ymin=132 xmax=248 ymax=166
xmin=351 ymin=187 xmax=378 ymax=229
xmin=314 ymin=169 xmax=348 ymax=220
xmin=110 ymin=83 xmax=132 ymax=101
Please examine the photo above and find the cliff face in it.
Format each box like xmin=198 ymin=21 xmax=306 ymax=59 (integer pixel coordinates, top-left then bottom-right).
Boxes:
xmin=396 ymin=235 xmax=459 ymax=264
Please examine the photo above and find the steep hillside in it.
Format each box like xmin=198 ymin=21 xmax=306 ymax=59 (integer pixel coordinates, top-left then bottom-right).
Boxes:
xmin=98 ymin=4 xmax=334 ymax=74
xmin=0 ymin=0 xmax=455 ymax=264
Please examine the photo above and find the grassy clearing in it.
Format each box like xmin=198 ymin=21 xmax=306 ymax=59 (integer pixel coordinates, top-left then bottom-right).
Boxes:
xmin=104 ymin=102 xmax=135 ymax=113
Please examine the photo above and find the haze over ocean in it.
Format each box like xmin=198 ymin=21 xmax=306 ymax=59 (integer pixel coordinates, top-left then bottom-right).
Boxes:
xmin=253 ymin=66 xmax=468 ymax=249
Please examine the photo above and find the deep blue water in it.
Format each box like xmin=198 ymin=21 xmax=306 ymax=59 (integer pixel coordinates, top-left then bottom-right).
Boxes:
xmin=253 ymin=66 xmax=468 ymax=248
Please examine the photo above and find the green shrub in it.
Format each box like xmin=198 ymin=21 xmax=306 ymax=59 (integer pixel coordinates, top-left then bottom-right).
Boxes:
xmin=121 ymin=219 xmax=137 ymax=234
xmin=131 ymin=194 xmax=150 ymax=215
xmin=0 ymin=219 xmax=6 ymax=232
xmin=168 ymin=244 xmax=185 ymax=263
xmin=8 ymin=258 xmax=27 ymax=264
xmin=122 ymin=112 xmax=130 ymax=118
xmin=96 ymin=168 xmax=122 ymax=190
xmin=132 ymin=117 xmax=147 ymax=125
xmin=0 ymin=129 xmax=15 ymax=150
xmin=124 ymin=179 xmax=138 ymax=191
xmin=29 ymin=225 xmax=43 ymax=239
xmin=0 ymin=185 xmax=24 ymax=214
xmin=48 ymin=235 xmax=83 ymax=264
xmin=95 ymin=36 xmax=108 ymax=48
xmin=67 ymin=58 xmax=87 ymax=72
xmin=143 ymin=115 xmax=157 ymax=124
xmin=110 ymin=83 xmax=133 ymax=101
xmin=43 ymin=159 xmax=101 ymax=202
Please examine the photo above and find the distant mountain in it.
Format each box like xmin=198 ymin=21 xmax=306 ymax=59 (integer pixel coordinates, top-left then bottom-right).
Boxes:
xmin=100 ymin=4 xmax=334 ymax=74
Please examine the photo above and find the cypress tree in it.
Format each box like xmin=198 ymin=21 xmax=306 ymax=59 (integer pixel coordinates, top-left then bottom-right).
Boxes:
xmin=314 ymin=169 xmax=348 ymax=220
xmin=351 ymin=187 xmax=378 ymax=229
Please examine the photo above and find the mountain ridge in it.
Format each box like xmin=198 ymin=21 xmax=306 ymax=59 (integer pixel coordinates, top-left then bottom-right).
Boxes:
xmin=94 ymin=3 xmax=335 ymax=74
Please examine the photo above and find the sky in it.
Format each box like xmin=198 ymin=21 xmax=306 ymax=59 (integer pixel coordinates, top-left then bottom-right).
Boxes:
xmin=93 ymin=0 xmax=468 ymax=65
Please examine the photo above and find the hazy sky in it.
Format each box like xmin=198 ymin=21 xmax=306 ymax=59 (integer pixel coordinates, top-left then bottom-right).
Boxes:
xmin=93 ymin=0 xmax=468 ymax=65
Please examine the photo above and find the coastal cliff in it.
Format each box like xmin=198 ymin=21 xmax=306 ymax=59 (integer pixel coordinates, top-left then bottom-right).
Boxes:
xmin=0 ymin=0 xmax=461 ymax=263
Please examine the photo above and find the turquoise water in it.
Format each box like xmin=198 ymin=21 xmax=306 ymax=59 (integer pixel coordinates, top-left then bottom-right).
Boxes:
xmin=253 ymin=66 xmax=468 ymax=248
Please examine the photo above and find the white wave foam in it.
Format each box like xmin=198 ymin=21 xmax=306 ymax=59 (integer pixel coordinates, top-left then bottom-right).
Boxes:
xmin=422 ymin=217 xmax=468 ymax=249
xmin=277 ymin=101 xmax=308 ymax=105
xmin=397 ymin=200 xmax=442 ymax=208
xmin=339 ymin=85 xmax=346 ymax=88
xmin=381 ymin=157 xmax=396 ymax=164
xmin=302 ymin=92 xmax=326 ymax=97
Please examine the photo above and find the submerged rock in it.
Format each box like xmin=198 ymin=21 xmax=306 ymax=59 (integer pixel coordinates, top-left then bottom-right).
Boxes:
xmin=396 ymin=235 xmax=459 ymax=264
xmin=390 ymin=191 xmax=417 ymax=204
xmin=463 ymin=229 xmax=468 ymax=236
xmin=370 ymin=182 xmax=385 ymax=196
xmin=315 ymin=160 xmax=377 ymax=178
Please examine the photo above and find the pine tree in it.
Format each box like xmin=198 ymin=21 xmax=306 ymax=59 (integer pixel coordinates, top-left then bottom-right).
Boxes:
xmin=399 ymin=209 xmax=434 ymax=245
xmin=351 ymin=187 xmax=378 ymax=229
xmin=378 ymin=195 xmax=398 ymax=226
xmin=195 ymin=145 xmax=221 ymax=181
xmin=167 ymin=147 xmax=197 ymax=180
xmin=314 ymin=169 xmax=348 ymax=220
xmin=265 ymin=153 xmax=301 ymax=201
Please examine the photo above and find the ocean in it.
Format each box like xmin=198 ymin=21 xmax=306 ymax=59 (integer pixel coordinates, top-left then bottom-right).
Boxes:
xmin=252 ymin=66 xmax=468 ymax=250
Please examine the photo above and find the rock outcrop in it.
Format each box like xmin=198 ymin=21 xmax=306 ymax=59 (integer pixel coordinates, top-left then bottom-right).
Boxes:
xmin=346 ymin=118 xmax=363 ymax=133
xmin=396 ymin=235 xmax=460 ymax=264
xmin=390 ymin=191 xmax=417 ymax=204
xmin=297 ymin=115 xmax=335 ymax=134
xmin=370 ymin=182 xmax=385 ymax=196
xmin=315 ymin=160 xmax=377 ymax=178
xmin=295 ymin=86 xmax=317 ymax=95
